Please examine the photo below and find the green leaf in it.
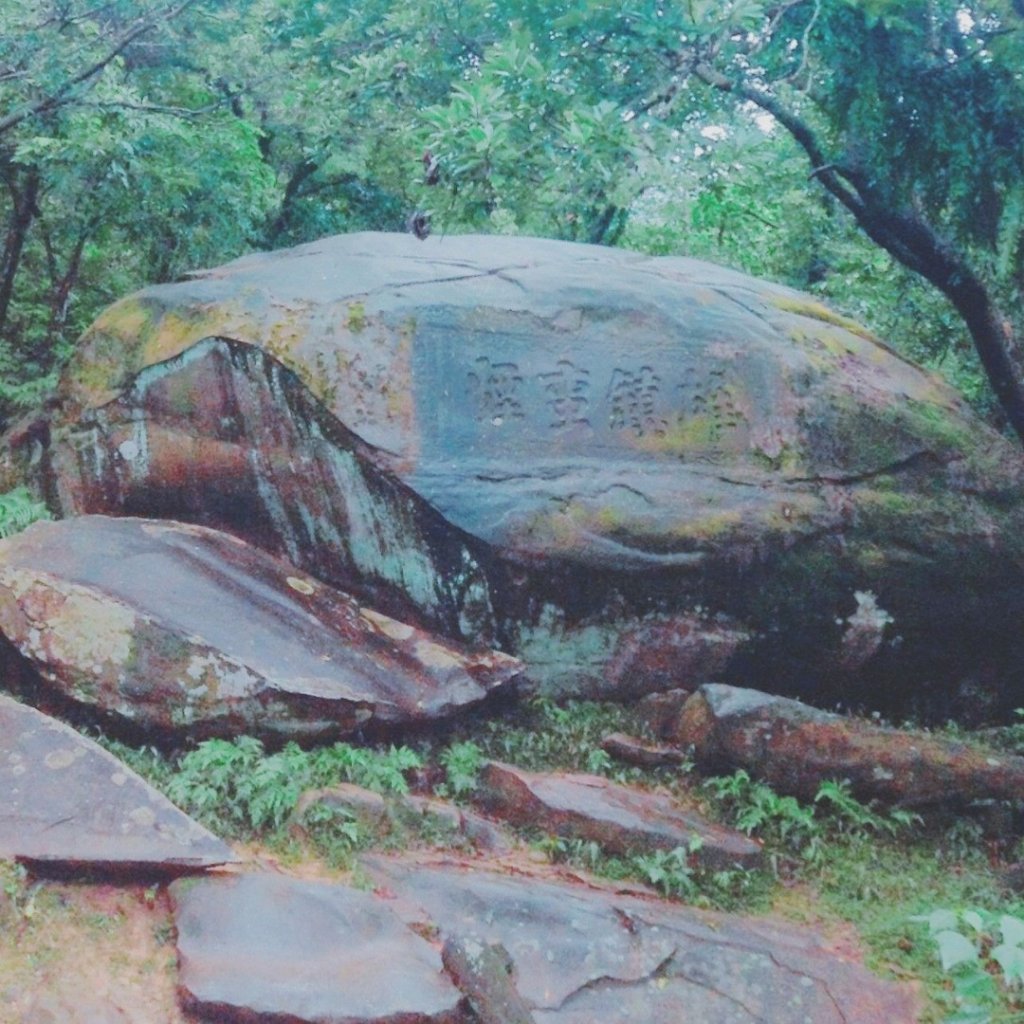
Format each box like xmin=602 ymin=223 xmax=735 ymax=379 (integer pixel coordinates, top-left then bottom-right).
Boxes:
xmin=911 ymin=909 xmax=960 ymax=935
xmin=992 ymin=942 xmax=1024 ymax=987
xmin=935 ymin=929 xmax=978 ymax=972
xmin=1000 ymin=914 xmax=1024 ymax=948
xmin=961 ymin=910 xmax=986 ymax=933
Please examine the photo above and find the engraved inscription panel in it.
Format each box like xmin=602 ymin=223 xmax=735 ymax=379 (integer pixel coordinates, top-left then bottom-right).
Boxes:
xmin=461 ymin=349 xmax=749 ymax=449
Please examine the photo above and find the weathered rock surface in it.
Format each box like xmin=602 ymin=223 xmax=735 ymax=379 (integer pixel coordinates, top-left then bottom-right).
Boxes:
xmin=170 ymin=873 xmax=463 ymax=1024
xmin=637 ymin=689 xmax=694 ymax=740
xmin=0 ymin=515 xmax=521 ymax=741
xmin=14 ymin=232 xmax=1024 ymax=712
xmin=364 ymin=854 xmax=920 ymax=1023
xmin=678 ymin=683 xmax=1024 ymax=808
xmin=0 ymin=693 xmax=234 ymax=873
xmin=478 ymin=760 xmax=762 ymax=869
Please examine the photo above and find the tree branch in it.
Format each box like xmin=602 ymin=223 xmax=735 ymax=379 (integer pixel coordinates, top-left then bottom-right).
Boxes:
xmin=0 ymin=0 xmax=201 ymax=139
xmin=692 ymin=60 xmax=1024 ymax=445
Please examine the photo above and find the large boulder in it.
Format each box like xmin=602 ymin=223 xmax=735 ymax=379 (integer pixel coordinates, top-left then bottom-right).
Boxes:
xmin=12 ymin=232 xmax=1024 ymax=714
xmin=0 ymin=515 xmax=521 ymax=742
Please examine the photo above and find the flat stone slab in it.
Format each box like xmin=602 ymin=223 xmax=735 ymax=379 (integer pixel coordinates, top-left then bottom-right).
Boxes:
xmin=478 ymin=760 xmax=762 ymax=870
xmin=0 ymin=693 xmax=234 ymax=873
xmin=678 ymin=683 xmax=1024 ymax=808
xmin=0 ymin=516 xmax=522 ymax=741
xmin=364 ymin=854 xmax=920 ymax=1023
xmin=170 ymin=873 xmax=462 ymax=1024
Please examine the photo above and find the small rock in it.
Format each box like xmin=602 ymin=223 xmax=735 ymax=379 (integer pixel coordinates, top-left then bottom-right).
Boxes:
xmin=600 ymin=732 xmax=688 ymax=768
xmin=478 ymin=760 xmax=762 ymax=870
xmin=290 ymin=784 xmax=389 ymax=838
xmin=636 ymin=689 xmax=692 ymax=740
xmin=398 ymin=795 xmax=515 ymax=854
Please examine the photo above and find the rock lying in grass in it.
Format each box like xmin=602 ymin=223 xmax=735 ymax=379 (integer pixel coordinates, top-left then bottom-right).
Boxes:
xmin=0 ymin=692 xmax=235 ymax=874
xmin=170 ymin=873 xmax=462 ymax=1024
xmin=364 ymin=853 xmax=920 ymax=1023
xmin=0 ymin=515 xmax=523 ymax=742
xmin=636 ymin=689 xmax=692 ymax=740
xmin=600 ymin=731 xmax=689 ymax=768
xmin=477 ymin=760 xmax=762 ymax=870
xmin=678 ymin=682 xmax=1024 ymax=808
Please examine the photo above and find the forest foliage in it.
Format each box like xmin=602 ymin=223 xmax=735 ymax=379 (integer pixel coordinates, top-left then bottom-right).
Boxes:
xmin=2 ymin=0 xmax=1022 ymax=429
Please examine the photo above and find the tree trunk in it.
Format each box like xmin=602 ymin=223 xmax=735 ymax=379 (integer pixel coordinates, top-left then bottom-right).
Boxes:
xmin=693 ymin=62 xmax=1024 ymax=447
xmin=0 ymin=165 xmax=40 ymax=337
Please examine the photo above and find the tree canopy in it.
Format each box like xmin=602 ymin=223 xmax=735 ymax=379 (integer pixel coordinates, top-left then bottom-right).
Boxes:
xmin=1 ymin=0 xmax=1021 ymax=436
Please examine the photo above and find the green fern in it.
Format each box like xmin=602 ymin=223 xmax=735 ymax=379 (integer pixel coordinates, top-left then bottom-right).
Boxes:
xmin=0 ymin=486 xmax=51 ymax=539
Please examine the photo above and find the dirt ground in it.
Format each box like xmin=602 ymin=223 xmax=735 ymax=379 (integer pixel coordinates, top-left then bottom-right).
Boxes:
xmin=0 ymin=875 xmax=187 ymax=1024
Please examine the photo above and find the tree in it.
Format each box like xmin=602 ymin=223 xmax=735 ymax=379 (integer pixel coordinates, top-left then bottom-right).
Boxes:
xmin=0 ymin=0 xmax=276 ymax=415
xmin=684 ymin=0 xmax=1024 ymax=443
xmin=415 ymin=0 xmax=1024 ymax=439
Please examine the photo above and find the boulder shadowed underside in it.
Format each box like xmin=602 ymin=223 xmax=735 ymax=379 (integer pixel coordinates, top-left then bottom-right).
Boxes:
xmin=13 ymin=232 xmax=1024 ymax=714
xmin=0 ymin=515 xmax=521 ymax=742
xmin=0 ymin=692 xmax=234 ymax=873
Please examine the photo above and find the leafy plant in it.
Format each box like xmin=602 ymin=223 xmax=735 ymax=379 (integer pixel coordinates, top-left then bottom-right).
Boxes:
xmin=705 ymin=769 xmax=821 ymax=862
xmin=913 ymin=907 xmax=1024 ymax=1023
xmin=814 ymin=779 xmax=920 ymax=836
xmin=437 ymin=740 xmax=484 ymax=798
xmin=0 ymin=486 xmax=50 ymax=538
xmin=537 ymin=833 xmax=765 ymax=911
xmin=479 ymin=697 xmax=648 ymax=780
xmin=705 ymin=771 xmax=917 ymax=867
xmin=632 ymin=840 xmax=703 ymax=900
xmin=164 ymin=737 xmax=422 ymax=837
xmin=295 ymin=801 xmax=366 ymax=866
xmin=0 ymin=862 xmax=39 ymax=922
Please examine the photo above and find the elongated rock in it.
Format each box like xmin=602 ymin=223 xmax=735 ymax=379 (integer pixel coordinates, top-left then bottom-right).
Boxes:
xmin=364 ymin=854 xmax=920 ymax=1023
xmin=677 ymin=682 xmax=1024 ymax=808
xmin=170 ymin=873 xmax=462 ymax=1024
xmin=478 ymin=760 xmax=762 ymax=869
xmin=0 ymin=693 xmax=234 ymax=873
xmin=0 ymin=516 xmax=522 ymax=742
